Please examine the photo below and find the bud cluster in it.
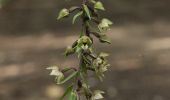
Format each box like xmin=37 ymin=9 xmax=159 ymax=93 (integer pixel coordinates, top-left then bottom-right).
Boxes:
xmin=47 ymin=0 xmax=112 ymax=99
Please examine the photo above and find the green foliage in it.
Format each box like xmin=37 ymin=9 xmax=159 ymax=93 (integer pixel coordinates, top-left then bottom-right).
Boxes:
xmin=69 ymin=90 xmax=78 ymax=100
xmin=83 ymin=4 xmax=91 ymax=20
xmin=59 ymin=85 xmax=73 ymax=100
xmin=47 ymin=0 xmax=112 ymax=99
xmin=72 ymin=11 xmax=83 ymax=24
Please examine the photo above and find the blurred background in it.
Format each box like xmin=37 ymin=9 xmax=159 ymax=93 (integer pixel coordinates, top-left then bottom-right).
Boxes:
xmin=0 ymin=0 xmax=170 ymax=100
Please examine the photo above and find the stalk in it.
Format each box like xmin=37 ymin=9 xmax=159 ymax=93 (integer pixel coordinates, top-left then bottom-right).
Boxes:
xmin=47 ymin=0 xmax=112 ymax=99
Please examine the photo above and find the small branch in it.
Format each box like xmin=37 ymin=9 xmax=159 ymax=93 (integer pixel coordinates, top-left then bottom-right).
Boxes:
xmin=61 ymin=67 xmax=77 ymax=73
xmin=77 ymin=79 xmax=82 ymax=91
xmin=90 ymin=31 xmax=101 ymax=38
xmin=85 ymin=24 xmax=90 ymax=36
xmin=83 ymin=55 xmax=91 ymax=65
xmin=69 ymin=6 xmax=82 ymax=13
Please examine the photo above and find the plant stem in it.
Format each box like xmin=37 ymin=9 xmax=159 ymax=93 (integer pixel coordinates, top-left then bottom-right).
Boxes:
xmin=75 ymin=0 xmax=91 ymax=99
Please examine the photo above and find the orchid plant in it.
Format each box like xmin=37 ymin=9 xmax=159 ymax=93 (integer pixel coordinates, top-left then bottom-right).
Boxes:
xmin=47 ymin=0 xmax=112 ymax=99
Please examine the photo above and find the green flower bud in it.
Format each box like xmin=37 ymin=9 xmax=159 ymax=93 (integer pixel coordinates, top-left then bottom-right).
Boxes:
xmin=78 ymin=36 xmax=92 ymax=45
xmin=99 ymin=64 xmax=109 ymax=73
xmin=94 ymin=1 xmax=105 ymax=11
xmin=93 ymin=57 xmax=103 ymax=67
xmin=57 ymin=8 xmax=69 ymax=20
xmin=98 ymin=18 xmax=113 ymax=32
xmin=96 ymin=58 xmax=103 ymax=64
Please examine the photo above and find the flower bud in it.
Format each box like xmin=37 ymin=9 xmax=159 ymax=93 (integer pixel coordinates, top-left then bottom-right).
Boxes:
xmin=94 ymin=1 xmax=105 ymax=11
xmin=57 ymin=8 xmax=69 ymax=20
xmin=93 ymin=57 xmax=103 ymax=66
xmin=78 ymin=36 xmax=92 ymax=46
xmin=98 ymin=18 xmax=113 ymax=32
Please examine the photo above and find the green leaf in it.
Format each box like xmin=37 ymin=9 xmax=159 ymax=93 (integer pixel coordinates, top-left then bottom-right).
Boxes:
xmin=72 ymin=11 xmax=83 ymax=24
xmin=61 ymin=67 xmax=73 ymax=73
xmin=57 ymin=8 xmax=69 ymax=20
xmin=57 ymin=71 xmax=78 ymax=84
xmin=94 ymin=1 xmax=105 ymax=11
xmin=99 ymin=35 xmax=111 ymax=44
xmin=60 ymin=85 xmax=73 ymax=100
xmin=83 ymin=4 xmax=91 ymax=20
xmin=69 ymin=90 xmax=77 ymax=100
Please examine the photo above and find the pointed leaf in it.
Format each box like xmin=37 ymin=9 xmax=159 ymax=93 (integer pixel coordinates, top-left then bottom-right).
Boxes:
xmin=69 ymin=90 xmax=77 ymax=100
xmin=57 ymin=71 xmax=78 ymax=84
xmin=72 ymin=11 xmax=83 ymax=24
xmin=60 ymin=85 xmax=73 ymax=100
xmin=99 ymin=35 xmax=111 ymax=44
xmin=62 ymin=67 xmax=73 ymax=73
xmin=83 ymin=4 xmax=91 ymax=20
xmin=69 ymin=6 xmax=80 ymax=13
